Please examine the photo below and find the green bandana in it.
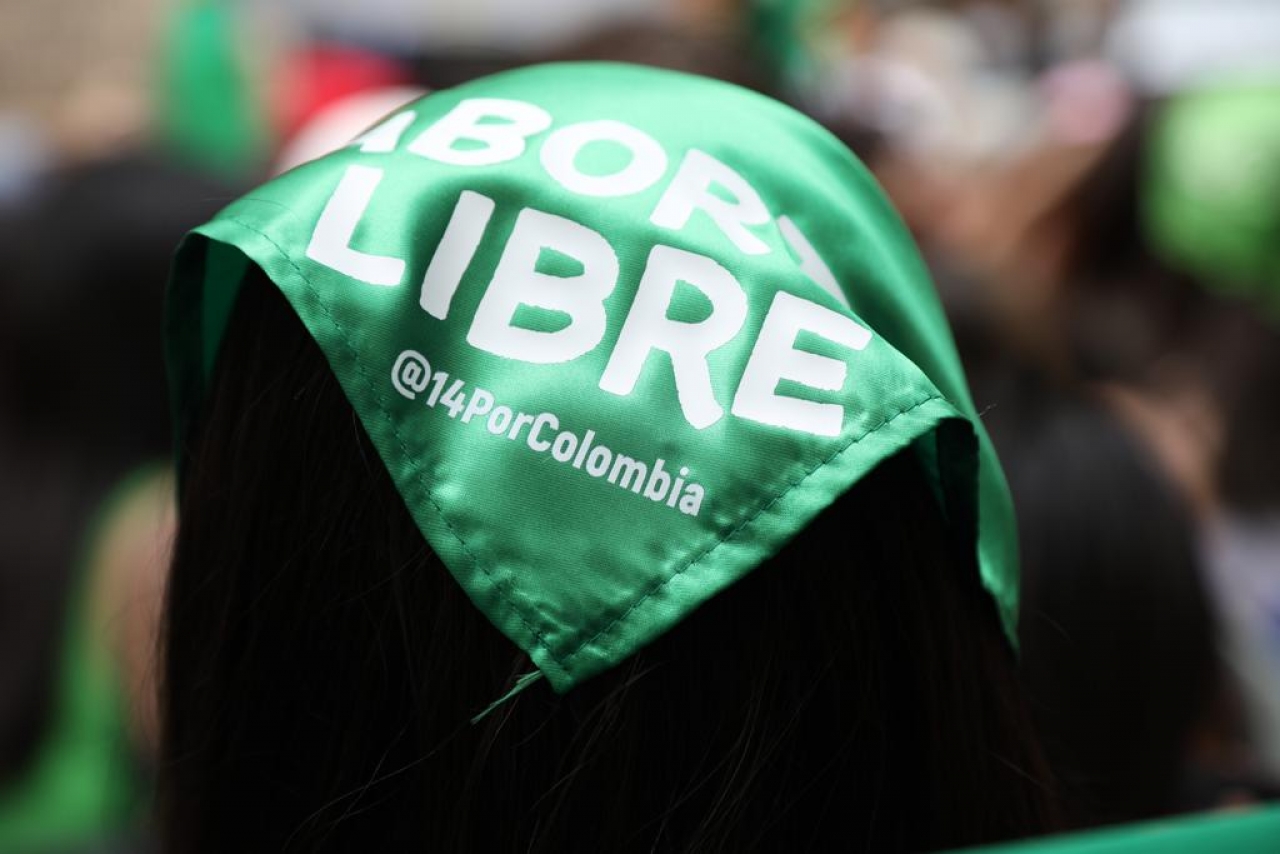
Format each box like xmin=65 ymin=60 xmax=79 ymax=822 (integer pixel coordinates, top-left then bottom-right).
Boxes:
xmin=167 ymin=62 xmax=1017 ymax=692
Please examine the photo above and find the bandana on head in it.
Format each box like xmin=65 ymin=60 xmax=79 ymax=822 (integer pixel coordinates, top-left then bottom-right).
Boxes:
xmin=167 ymin=62 xmax=1017 ymax=692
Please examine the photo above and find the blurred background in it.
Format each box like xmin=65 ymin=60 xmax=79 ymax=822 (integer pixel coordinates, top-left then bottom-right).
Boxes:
xmin=1 ymin=0 xmax=1278 ymax=850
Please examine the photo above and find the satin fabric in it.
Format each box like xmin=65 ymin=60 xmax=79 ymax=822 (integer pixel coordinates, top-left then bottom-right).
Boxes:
xmin=167 ymin=62 xmax=1017 ymax=691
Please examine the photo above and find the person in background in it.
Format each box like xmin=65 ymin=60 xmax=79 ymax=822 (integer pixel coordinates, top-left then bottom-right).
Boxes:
xmin=0 ymin=152 xmax=240 ymax=851
xmin=983 ymin=369 xmax=1222 ymax=825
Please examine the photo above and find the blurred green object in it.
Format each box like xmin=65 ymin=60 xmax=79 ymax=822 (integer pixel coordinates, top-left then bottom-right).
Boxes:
xmin=1144 ymin=77 xmax=1280 ymax=313
xmin=158 ymin=0 xmax=269 ymax=178
xmin=0 ymin=470 xmax=152 ymax=851
xmin=750 ymin=0 xmax=840 ymax=96
xmin=953 ymin=805 xmax=1280 ymax=854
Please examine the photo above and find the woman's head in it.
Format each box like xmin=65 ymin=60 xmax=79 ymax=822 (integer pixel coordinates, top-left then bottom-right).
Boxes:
xmin=163 ymin=268 xmax=1054 ymax=852
xmin=161 ymin=63 xmax=1055 ymax=851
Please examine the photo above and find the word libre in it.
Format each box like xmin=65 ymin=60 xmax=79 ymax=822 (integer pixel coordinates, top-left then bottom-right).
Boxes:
xmin=306 ymin=97 xmax=874 ymax=439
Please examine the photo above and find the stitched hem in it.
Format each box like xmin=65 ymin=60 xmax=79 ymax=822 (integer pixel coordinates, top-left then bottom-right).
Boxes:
xmin=194 ymin=211 xmax=951 ymax=687
xmin=559 ymin=393 xmax=945 ymax=667
xmin=207 ymin=217 xmax=564 ymax=678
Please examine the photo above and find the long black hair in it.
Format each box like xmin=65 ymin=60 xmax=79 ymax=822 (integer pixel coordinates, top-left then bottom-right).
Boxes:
xmin=159 ymin=269 xmax=1059 ymax=852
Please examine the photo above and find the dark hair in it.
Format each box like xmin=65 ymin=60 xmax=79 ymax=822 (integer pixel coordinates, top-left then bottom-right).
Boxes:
xmin=160 ymin=270 xmax=1059 ymax=852
xmin=984 ymin=373 xmax=1219 ymax=826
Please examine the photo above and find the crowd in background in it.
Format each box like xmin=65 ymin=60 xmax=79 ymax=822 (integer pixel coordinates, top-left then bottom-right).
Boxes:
xmin=2 ymin=0 xmax=1279 ymax=850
